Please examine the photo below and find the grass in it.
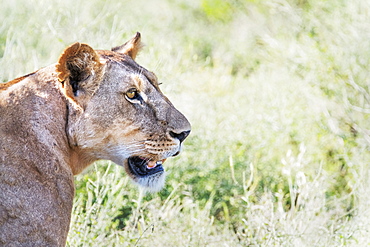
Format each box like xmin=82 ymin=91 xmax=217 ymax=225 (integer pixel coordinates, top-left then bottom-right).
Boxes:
xmin=1 ymin=0 xmax=370 ymax=246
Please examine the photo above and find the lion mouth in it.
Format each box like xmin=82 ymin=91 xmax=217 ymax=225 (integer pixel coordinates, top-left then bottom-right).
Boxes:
xmin=127 ymin=156 xmax=165 ymax=177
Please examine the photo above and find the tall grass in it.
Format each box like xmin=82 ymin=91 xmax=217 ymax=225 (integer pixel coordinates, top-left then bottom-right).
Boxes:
xmin=1 ymin=0 xmax=370 ymax=246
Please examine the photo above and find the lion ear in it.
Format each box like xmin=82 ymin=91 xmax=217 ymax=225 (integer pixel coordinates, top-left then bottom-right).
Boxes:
xmin=111 ymin=32 xmax=143 ymax=60
xmin=56 ymin=42 xmax=102 ymax=97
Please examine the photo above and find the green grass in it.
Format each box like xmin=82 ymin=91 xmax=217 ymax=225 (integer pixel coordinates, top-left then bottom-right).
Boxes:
xmin=1 ymin=0 xmax=370 ymax=246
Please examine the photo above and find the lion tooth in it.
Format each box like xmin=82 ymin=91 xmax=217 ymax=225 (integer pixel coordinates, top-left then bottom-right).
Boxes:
xmin=147 ymin=160 xmax=164 ymax=169
xmin=147 ymin=160 xmax=157 ymax=169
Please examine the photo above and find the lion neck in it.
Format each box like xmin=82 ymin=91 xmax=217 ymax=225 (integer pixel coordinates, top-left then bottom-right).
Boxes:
xmin=0 ymin=67 xmax=76 ymax=245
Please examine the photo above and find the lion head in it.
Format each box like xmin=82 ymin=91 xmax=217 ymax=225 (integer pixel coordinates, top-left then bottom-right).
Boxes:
xmin=56 ymin=33 xmax=191 ymax=192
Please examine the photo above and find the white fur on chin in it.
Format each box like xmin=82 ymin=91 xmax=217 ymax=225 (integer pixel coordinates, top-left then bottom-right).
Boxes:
xmin=134 ymin=172 xmax=166 ymax=193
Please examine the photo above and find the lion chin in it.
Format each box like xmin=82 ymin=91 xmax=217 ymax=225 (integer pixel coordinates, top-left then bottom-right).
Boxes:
xmin=135 ymin=173 xmax=166 ymax=193
xmin=124 ymin=156 xmax=166 ymax=192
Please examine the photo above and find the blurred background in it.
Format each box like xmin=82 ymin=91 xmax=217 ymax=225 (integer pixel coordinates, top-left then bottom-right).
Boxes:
xmin=1 ymin=0 xmax=370 ymax=246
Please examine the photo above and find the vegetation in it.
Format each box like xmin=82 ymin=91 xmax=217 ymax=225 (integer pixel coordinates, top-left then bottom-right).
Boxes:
xmin=1 ymin=0 xmax=370 ymax=245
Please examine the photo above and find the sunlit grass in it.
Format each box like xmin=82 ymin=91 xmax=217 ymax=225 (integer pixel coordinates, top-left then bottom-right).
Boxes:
xmin=1 ymin=0 xmax=370 ymax=246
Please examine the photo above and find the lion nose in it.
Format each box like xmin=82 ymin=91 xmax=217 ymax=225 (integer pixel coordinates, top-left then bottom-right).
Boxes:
xmin=169 ymin=130 xmax=191 ymax=143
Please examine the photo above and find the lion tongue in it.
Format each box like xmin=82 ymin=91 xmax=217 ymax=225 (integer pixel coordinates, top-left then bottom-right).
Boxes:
xmin=146 ymin=159 xmax=166 ymax=169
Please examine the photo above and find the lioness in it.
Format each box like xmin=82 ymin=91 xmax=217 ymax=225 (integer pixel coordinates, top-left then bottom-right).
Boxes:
xmin=0 ymin=33 xmax=190 ymax=246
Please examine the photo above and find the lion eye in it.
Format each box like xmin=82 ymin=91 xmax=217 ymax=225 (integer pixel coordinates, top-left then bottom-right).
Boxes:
xmin=125 ymin=89 xmax=138 ymax=99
